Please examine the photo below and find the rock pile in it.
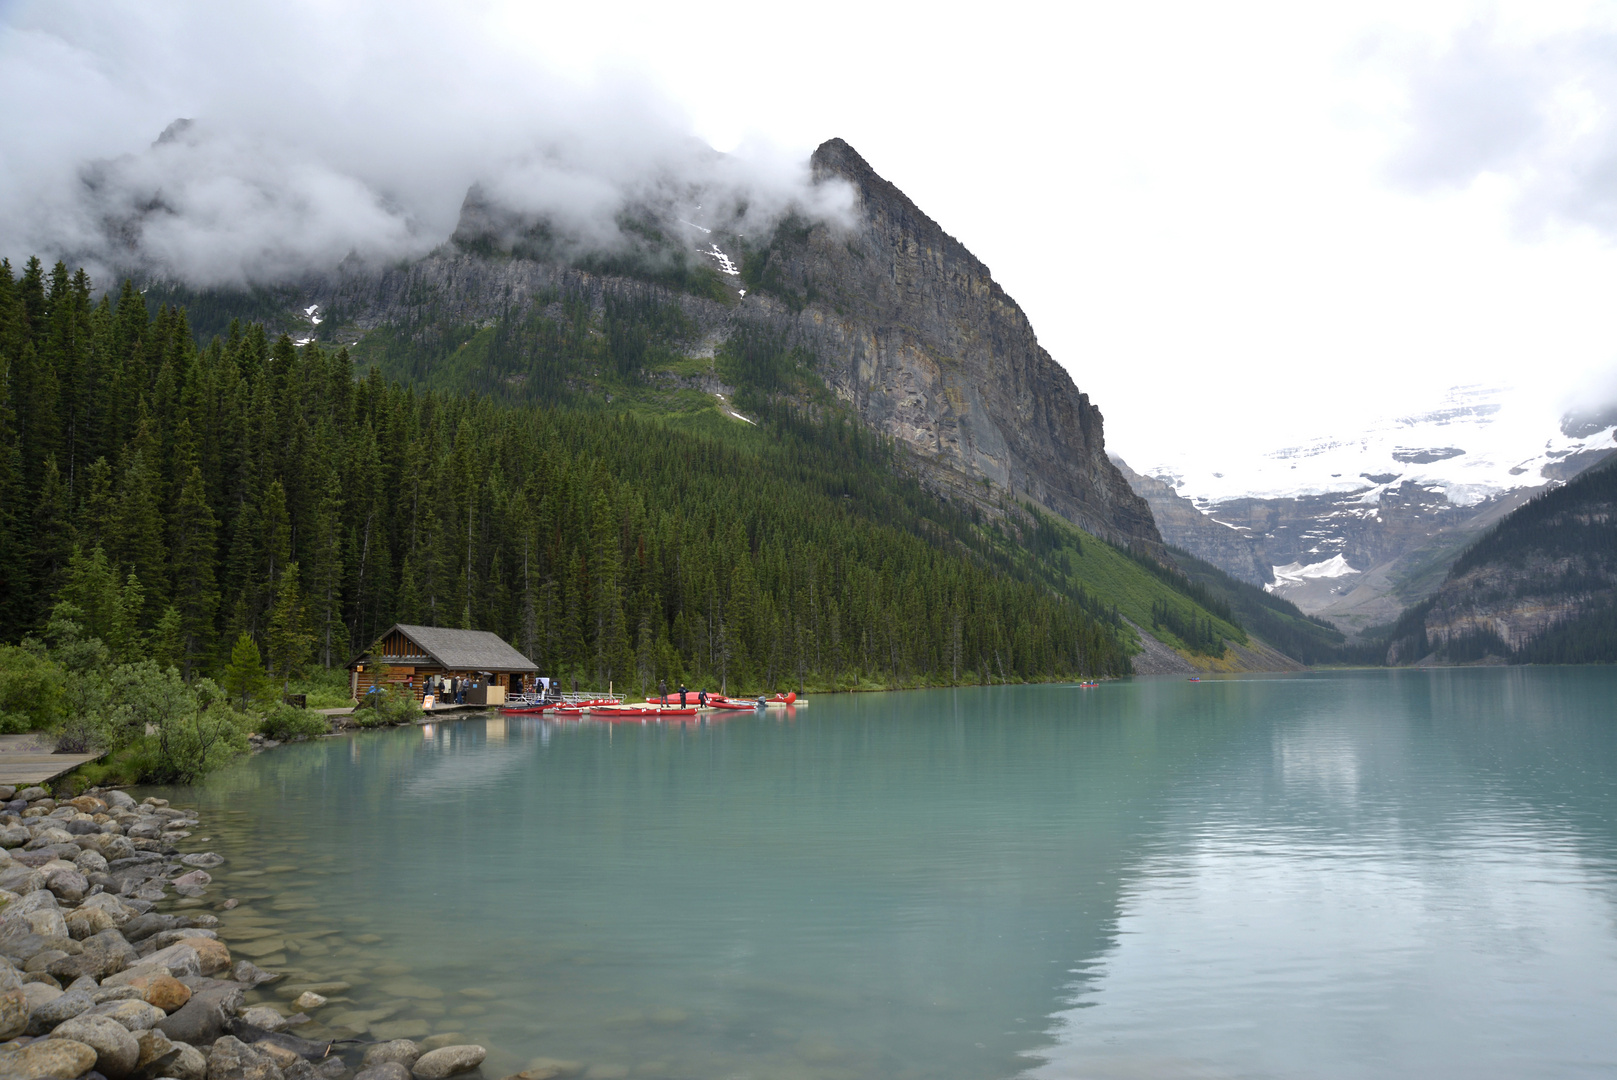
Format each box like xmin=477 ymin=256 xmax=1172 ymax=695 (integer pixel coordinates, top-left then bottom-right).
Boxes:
xmin=0 ymin=786 xmax=488 ymax=1080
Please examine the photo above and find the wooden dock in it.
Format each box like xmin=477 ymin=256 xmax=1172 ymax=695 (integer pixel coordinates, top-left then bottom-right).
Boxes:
xmin=0 ymin=735 xmax=103 ymax=788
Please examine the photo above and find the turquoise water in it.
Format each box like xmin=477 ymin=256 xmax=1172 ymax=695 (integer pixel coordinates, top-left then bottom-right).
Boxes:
xmin=165 ymin=669 xmax=1617 ymax=1079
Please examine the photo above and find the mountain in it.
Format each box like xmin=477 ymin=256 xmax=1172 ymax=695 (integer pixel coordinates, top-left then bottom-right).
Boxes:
xmin=1114 ymin=385 xmax=1617 ymax=638
xmin=173 ymin=139 xmax=1161 ymax=553
xmin=1380 ymin=456 xmax=1617 ymax=664
xmin=4 ymin=139 xmax=1307 ymax=680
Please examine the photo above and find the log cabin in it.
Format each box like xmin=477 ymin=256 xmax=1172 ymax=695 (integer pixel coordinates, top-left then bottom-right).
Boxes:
xmin=347 ymin=624 xmax=539 ymax=706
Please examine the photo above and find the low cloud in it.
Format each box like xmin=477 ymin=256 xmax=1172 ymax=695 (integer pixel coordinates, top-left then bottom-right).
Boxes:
xmin=1385 ymin=17 xmax=1617 ymax=237
xmin=0 ymin=0 xmax=851 ymax=287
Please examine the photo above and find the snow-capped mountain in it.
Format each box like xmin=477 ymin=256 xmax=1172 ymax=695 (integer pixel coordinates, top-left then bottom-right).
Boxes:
xmin=1141 ymin=384 xmax=1615 ymax=509
xmin=1116 ymin=384 xmax=1617 ymax=637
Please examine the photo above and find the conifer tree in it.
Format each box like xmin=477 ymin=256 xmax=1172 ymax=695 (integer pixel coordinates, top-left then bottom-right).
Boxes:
xmin=170 ymin=465 xmax=220 ymax=677
xmin=264 ymin=562 xmax=311 ymax=683
xmin=223 ymin=632 xmax=271 ymax=710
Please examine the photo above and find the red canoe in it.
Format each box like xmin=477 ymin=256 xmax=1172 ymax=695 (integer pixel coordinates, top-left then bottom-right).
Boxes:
xmin=588 ymin=704 xmax=701 ymax=718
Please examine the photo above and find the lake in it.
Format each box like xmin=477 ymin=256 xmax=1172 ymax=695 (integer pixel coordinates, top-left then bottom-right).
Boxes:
xmin=161 ymin=668 xmax=1617 ymax=1079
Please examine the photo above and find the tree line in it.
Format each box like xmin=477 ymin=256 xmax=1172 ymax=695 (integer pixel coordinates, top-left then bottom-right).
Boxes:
xmin=0 ymin=258 xmax=1131 ymax=697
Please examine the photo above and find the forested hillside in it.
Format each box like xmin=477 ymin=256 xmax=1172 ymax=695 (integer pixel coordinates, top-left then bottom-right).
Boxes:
xmin=0 ymin=258 xmax=1154 ymax=695
xmin=1379 ymin=458 xmax=1617 ymax=665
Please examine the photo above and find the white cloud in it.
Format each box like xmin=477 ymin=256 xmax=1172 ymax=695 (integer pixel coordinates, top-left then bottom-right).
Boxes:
xmin=0 ymin=0 xmax=848 ymax=286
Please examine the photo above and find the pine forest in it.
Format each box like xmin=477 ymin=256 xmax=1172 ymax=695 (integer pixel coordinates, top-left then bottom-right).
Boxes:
xmin=0 ymin=258 xmax=1134 ymax=704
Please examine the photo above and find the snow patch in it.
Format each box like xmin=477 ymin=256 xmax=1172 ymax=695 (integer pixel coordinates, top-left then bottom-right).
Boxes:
xmin=703 ymin=243 xmax=739 ymax=276
xmin=1266 ymin=554 xmax=1360 ymax=592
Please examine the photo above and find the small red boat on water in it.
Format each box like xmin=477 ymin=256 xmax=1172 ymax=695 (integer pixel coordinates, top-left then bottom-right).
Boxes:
xmin=588 ymin=703 xmax=701 ymax=719
xmin=551 ymin=698 xmax=622 ymax=717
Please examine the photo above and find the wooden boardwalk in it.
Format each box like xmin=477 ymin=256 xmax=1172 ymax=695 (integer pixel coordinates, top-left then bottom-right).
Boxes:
xmin=0 ymin=735 xmax=102 ymax=788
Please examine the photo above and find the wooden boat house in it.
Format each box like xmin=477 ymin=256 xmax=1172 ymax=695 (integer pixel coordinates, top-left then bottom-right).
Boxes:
xmin=347 ymin=624 xmax=539 ymax=706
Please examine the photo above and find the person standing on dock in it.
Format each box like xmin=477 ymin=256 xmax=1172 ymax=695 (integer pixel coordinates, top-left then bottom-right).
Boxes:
xmin=658 ymin=677 xmax=668 ymax=707
xmin=679 ymin=683 xmax=688 ymax=708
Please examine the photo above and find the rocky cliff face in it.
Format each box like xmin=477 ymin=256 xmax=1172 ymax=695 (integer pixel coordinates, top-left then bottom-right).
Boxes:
xmin=757 ymin=140 xmax=1160 ymax=548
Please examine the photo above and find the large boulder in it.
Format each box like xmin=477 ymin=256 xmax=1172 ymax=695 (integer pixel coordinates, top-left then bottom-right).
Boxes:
xmin=206 ymin=1035 xmax=286 ymax=1080
xmin=0 ymin=1037 xmax=99 ymax=1080
xmin=411 ymin=1045 xmax=486 ymax=1080
xmin=51 ymin=1013 xmax=141 ymax=1078
xmin=153 ymin=978 xmax=243 ymax=1045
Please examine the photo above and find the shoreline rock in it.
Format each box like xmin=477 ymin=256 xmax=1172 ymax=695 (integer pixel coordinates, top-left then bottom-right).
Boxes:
xmin=0 ymin=786 xmax=493 ymax=1080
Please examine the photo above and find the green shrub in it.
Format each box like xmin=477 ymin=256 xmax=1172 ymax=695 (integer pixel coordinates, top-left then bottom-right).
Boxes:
xmin=353 ymin=680 xmax=421 ymax=727
xmin=256 ymin=703 xmax=330 ymax=741
xmin=0 ymin=646 xmax=64 ymax=733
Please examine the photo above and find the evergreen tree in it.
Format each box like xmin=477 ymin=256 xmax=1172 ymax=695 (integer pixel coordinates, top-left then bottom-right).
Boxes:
xmin=171 ymin=465 xmax=220 ymax=677
xmin=223 ymin=632 xmax=271 ymax=710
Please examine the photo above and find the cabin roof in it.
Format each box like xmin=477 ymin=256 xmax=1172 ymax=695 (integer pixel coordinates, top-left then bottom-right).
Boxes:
xmin=349 ymin=624 xmax=538 ymax=672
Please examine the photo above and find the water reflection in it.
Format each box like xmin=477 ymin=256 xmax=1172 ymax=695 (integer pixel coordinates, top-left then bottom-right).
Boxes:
xmin=147 ymin=671 xmax=1617 ymax=1080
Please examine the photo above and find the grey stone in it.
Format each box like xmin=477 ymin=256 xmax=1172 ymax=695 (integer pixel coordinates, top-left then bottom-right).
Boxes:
xmin=77 ymin=894 xmax=139 ymax=928
xmin=139 ymin=1039 xmax=206 ymax=1080
xmin=90 ymin=986 xmax=145 ymax=1003
xmin=104 ymin=793 xmax=136 ymax=811
xmin=51 ymin=1014 xmax=140 ymax=1079
xmin=410 ymin=1046 xmax=485 ymax=1080
xmin=16 ymin=790 xmax=46 ymax=804
xmin=205 ymin=1035 xmax=285 ymax=1080
xmin=75 ymin=851 xmax=109 ymax=875
xmin=46 ymin=868 xmax=89 ymax=904
xmin=315 ymin=1057 xmax=348 ymax=1080
xmin=67 ymin=907 xmax=118 ymax=941
xmin=356 ymin=1064 xmax=412 ymax=1080
xmin=0 ymin=1036 xmax=100 ymax=1080
xmin=135 ymin=945 xmax=199 ymax=979
xmin=240 ymin=1007 xmax=287 ymax=1033
xmin=153 ymin=979 xmax=241 ymax=1046
xmin=21 ymin=979 xmax=61 ymax=1010
xmin=133 ymin=1026 xmax=172 ymax=1069
xmin=48 ymin=929 xmax=137 ymax=980
xmin=231 ymin=961 xmax=281 ymax=987
xmin=177 ymin=854 xmax=223 ymax=869
xmin=24 ymin=948 xmax=69 ymax=973
xmin=361 ymin=1041 xmax=420 ymax=1069
xmin=3 ymin=889 xmax=58 ymax=918
xmin=84 ymin=998 xmax=166 ymax=1030
xmin=25 ymin=987 xmax=92 ymax=1034
xmin=67 ymin=975 xmax=99 ymax=993
xmin=0 ymin=868 xmax=44 ymax=896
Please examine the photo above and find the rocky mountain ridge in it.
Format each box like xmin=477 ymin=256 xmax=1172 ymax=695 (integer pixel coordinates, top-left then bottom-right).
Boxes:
xmin=291 ymin=139 xmax=1160 ymax=551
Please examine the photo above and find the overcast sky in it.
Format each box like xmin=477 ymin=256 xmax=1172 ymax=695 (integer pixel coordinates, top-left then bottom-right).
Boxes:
xmin=4 ymin=0 xmax=1617 ymax=468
